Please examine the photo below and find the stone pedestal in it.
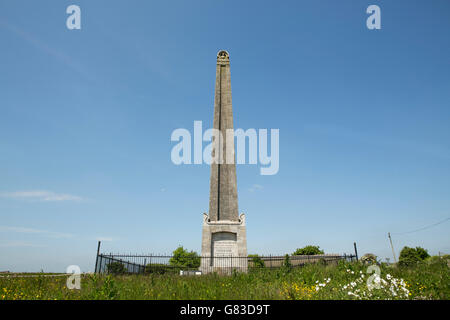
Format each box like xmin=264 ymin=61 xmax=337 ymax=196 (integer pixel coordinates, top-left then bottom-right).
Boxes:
xmin=200 ymin=213 xmax=247 ymax=274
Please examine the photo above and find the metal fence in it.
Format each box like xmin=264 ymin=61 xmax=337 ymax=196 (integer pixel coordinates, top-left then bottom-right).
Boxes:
xmin=95 ymin=253 xmax=357 ymax=275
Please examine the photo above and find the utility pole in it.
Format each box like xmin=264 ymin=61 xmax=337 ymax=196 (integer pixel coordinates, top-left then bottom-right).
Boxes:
xmin=388 ymin=232 xmax=397 ymax=263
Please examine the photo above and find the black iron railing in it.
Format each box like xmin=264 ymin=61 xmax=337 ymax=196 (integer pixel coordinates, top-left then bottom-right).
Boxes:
xmin=94 ymin=253 xmax=356 ymax=274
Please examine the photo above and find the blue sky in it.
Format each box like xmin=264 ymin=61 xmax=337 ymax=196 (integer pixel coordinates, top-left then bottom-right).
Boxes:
xmin=1 ymin=0 xmax=449 ymax=272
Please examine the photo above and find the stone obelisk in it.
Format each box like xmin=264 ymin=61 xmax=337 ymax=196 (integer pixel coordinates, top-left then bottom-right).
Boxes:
xmin=201 ymin=50 xmax=247 ymax=273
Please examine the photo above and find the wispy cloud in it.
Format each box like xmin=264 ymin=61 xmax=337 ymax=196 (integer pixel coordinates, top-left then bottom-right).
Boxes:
xmin=0 ymin=226 xmax=114 ymax=243
xmin=0 ymin=226 xmax=73 ymax=239
xmin=248 ymin=184 xmax=263 ymax=192
xmin=95 ymin=237 xmax=113 ymax=242
xmin=0 ymin=190 xmax=83 ymax=202
xmin=304 ymin=124 xmax=450 ymax=159
xmin=0 ymin=242 xmax=46 ymax=248
xmin=0 ymin=18 xmax=95 ymax=81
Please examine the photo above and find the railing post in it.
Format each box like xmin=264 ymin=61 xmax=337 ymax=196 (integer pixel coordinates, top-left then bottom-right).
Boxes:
xmin=353 ymin=242 xmax=359 ymax=261
xmin=143 ymin=258 xmax=147 ymax=274
xmin=94 ymin=241 xmax=101 ymax=273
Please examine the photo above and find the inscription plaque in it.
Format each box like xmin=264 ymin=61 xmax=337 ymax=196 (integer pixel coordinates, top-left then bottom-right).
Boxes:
xmin=212 ymin=232 xmax=237 ymax=256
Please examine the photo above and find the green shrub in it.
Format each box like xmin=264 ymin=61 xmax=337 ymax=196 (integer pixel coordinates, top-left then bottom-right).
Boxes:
xmin=399 ymin=246 xmax=430 ymax=267
xmin=293 ymin=245 xmax=324 ymax=255
xmin=248 ymin=254 xmax=265 ymax=268
xmin=169 ymin=246 xmax=201 ymax=268
xmin=415 ymin=247 xmax=430 ymax=260
xmin=106 ymin=261 xmax=127 ymax=275
xmin=425 ymin=255 xmax=449 ymax=268
xmin=282 ymin=254 xmax=292 ymax=272
xmin=145 ymin=263 xmax=179 ymax=274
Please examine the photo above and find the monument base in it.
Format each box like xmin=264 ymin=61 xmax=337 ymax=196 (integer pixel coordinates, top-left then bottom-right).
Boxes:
xmin=200 ymin=213 xmax=247 ymax=274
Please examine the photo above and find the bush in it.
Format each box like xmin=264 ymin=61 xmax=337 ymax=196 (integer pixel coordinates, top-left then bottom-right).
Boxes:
xmin=425 ymin=256 xmax=445 ymax=266
xmin=248 ymin=254 xmax=265 ymax=268
xmin=282 ymin=254 xmax=292 ymax=272
xmin=145 ymin=263 xmax=179 ymax=275
xmin=399 ymin=246 xmax=430 ymax=267
xmin=292 ymin=245 xmax=324 ymax=256
xmin=415 ymin=247 xmax=430 ymax=260
xmin=169 ymin=246 xmax=201 ymax=269
xmin=106 ymin=261 xmax=127 ymax=275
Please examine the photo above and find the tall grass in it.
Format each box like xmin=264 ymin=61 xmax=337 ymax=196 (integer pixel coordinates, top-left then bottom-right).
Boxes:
xmin=1 ymin=259 xmax=448 ymax=300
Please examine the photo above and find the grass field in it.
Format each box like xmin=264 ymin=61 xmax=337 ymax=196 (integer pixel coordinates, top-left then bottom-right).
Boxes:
xmin=1 ymin=259 xmax=448 ymax=300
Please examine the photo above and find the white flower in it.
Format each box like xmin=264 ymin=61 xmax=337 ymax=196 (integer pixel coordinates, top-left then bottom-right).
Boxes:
xmin=348 ymin=291 xmax=361 ymax=299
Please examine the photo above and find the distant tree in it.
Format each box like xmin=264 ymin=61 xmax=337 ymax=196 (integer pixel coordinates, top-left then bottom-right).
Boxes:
xmin=248 ymin=254 xmax=265 ymax=268
xmin=293 ymin=245 xmax=324 ymax=256
xmin=415 ymin=247 xmax=430 ymax=261
xmin=399 ymin=246 xmax=430 ymax=266
xmin=107 ymin=261 xmax=126 ymax=274
xmin=169 ymin=246 xmax=201 ymax=268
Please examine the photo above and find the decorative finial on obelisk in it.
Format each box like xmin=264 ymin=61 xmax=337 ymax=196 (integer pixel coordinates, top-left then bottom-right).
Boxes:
xmin=217 ymin=50 xmax=230 ymax=65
